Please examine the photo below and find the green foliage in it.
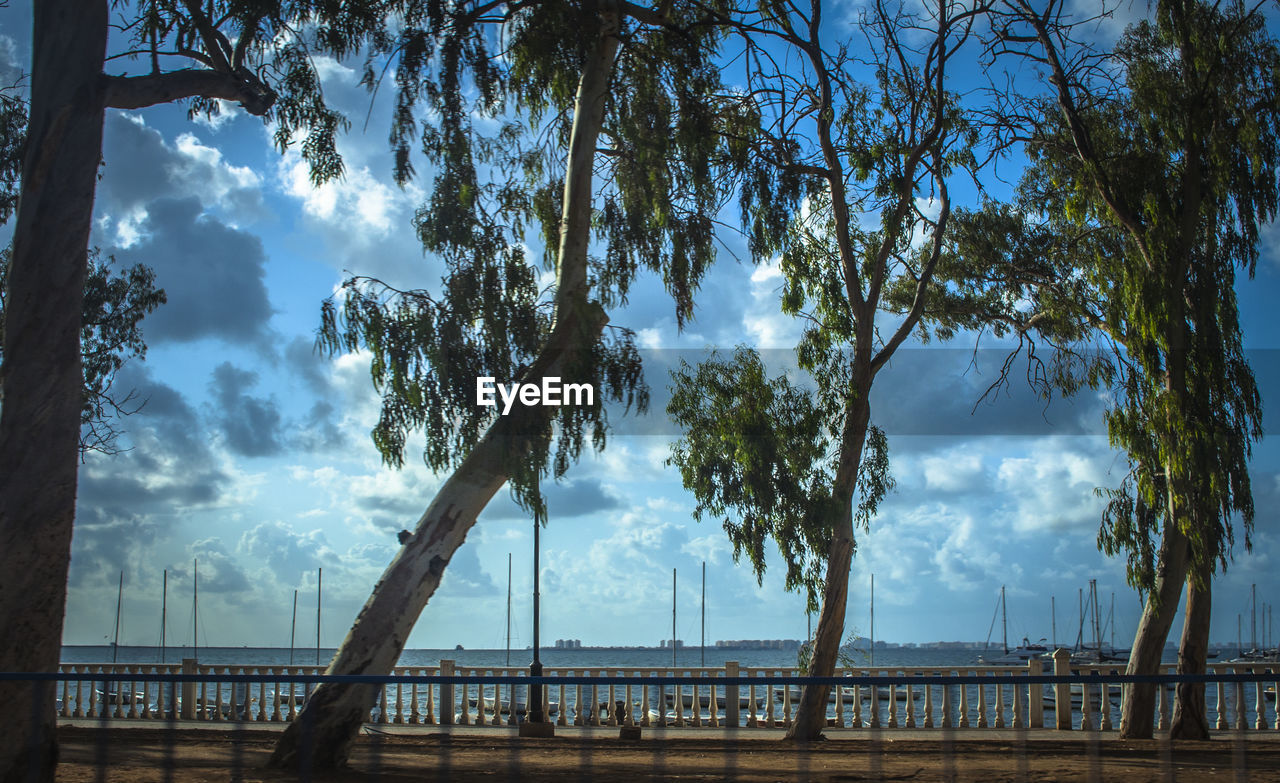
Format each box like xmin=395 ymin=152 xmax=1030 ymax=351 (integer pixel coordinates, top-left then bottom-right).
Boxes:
xmin=0 ymin=248 xmax=166 ymax=455
xmin=318 ymin=0 xmax=735 ymax=522
xmin=972 ymin=0 xmax=1277 ymax=592
xmin=667 ymin=348 xmax=837 ymax=608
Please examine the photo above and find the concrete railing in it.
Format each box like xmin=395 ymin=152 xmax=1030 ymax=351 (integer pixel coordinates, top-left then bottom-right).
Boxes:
xmin=51 ymin=653 xmax=1279 ymax=732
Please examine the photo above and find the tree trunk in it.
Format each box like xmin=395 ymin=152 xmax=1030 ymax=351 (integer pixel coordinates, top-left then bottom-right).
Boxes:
xmin=1118 ymin=523 xmax=1189 ymax=739
xmin=0 ymin=3 xmax=107 ymax=782
xmin=1169 ymin=564 xmax=1212 ymax=739
xmin=786 ymin=390 xmax=871 ymax=741
xmin=268 ymin=11 xmax=621 ymax=772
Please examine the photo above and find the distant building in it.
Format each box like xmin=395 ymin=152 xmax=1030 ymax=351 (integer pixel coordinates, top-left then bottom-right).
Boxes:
xmin=554 ymin=639 xmax=582 ymax=649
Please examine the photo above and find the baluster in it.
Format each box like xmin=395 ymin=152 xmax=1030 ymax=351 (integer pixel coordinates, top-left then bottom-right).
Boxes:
xmin=73 ymin=667 xmax=85 ymax=718
xmin=559 ymin=681 xmax=568 ymax=727
xmin=641 ymin=681 xmax=651 ymax=728
xmin=1273 ymin=674 xmax=1279 ymax=730
xmin=674 ymin=672 xmax=684 ymax=727
xmin=425 ymin=673 xmax=436 ymax=725
xmin=127 ymin=666 xmax=140 ymax=719
xmin=958 ymin=678 xmax=969 ymax=728
xmin=60 ymin=671 xmax=72 ymax=718
xmin=988 ymin=670 xmax=998 ymax=726
xmin=1080 ymin=679 xmax=1093 ymax=731
xmin=976 ymin=674 xmax=989 ymax=728
xmin=762 ymin=674 xmax=772 ymax=727
xmin=923 ymin=681 xmax=934 ymax=729
xmin=112 ymin=666 xmax=125 ymax=719
xmin=746 ymin=680 xmax=758 ymax=728
xmin=213 ymin=668 xmax=225 ymax=722
xmin=709 ymin=676 xmax=719 ymax=728
xmin=1100 ymin=681 xmax=1112 ymax=731
xmin=593 ymin=673 xmax=605 ymax=727
xmin=868 ymin=677 xmax=880 ymax=729
xmin=941 ymin=682 xmax=952 ymax=729
xmin=1235 ymin=679 xmax=1247 ymax=731
xmin=1256 ymin=669 xmax=1266 ymax=730
xmin=851 ymin=683 xmax=862 ymax=728
xmin=575 ymin=682 xmax=585 ymax=726
xmin=888 ymin=676 xmax=899 ymax=728
xmin=906 ymin=682 xmax=916 ymax=729
xmin=779 ymin=673 xmax=790 ymax=728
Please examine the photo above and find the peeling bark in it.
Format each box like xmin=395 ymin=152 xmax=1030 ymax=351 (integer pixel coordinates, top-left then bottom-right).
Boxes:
xmin=1170 ymin=565 xmax=1212 ymax=739
xmin=1118 ymin=524 xmax=1189 ymax=739
xmin=786 ymin=389 xmax=870 ymax=742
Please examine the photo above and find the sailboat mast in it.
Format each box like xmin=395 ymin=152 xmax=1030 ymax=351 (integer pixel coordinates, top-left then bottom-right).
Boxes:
xmin=1252 ymin=583 xmax=1257 ymax=651
xmin=316 ymin=567 xmax=322 ymax=666
xmin=161 ymin=569 xmax=167 ymax=664
xmin=289 ymin=589 xmax=297 ymax=666
xmin=193 ymin=558 xmax=199 ymax=662
xmin=701 ymin=561 xmax=706 ymax=667
xmin=1051 ymin=595 xmax=1056 ymax=649
xmin=671 ymin=568 xmax=677 ymax=667
xmin=1001 ymin=585 xmax=1008 ymax=654
xmin=506 ymin=553 xmax=512 ymax=667
xmin=112 ymin=571 xmax=123 ymax=663
xmin=1110 ymin=592 xmax=1115 ymax=651
xmin=870 ymin=573 xmax=875 ymax=667
xmin=1091 ymin=579 xmax=1101 ymax=655
xmin=1076 ymin=588 xmax=1083 ymax=650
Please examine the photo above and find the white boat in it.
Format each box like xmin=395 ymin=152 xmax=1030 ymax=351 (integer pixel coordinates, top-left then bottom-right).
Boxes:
xmin=663 ymin=693 xmax=765 ymax=710
xmin=467 ymin=696 xmax=560 ymax=716
xmin=774 ymin=686 xmax=922 ymax=703
xmin=1042 ymin=684 xmax=1122 ymax=709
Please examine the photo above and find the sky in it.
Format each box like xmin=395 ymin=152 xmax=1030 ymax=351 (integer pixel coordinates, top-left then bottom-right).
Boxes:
xmin=2 ymin=1 xmax=1279 ymax=654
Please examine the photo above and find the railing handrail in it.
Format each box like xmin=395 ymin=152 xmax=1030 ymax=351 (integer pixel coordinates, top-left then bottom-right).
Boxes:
xmin=12 ymin=671 xmax=1280 ymax=686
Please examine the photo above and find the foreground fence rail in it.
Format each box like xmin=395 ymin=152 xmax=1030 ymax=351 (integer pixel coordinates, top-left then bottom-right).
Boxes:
xmin=26 ymin=655 xmax=1280 ymax=733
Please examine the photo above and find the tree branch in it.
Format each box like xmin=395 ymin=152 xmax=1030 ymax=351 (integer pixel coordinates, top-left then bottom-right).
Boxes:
xmin=102 ymin=68 xmax=276 ymax=115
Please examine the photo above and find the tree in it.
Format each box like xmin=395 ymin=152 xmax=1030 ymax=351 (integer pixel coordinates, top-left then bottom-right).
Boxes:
xmin=975 ymin=0 xmax=1279 ymax=739
xmin=0 ymin=2 xmax=376 ymax=779
xmin=268 ymin=0 xmax=734 ymax=769
xmin=668 ymin=0 xmax=986 ymax=741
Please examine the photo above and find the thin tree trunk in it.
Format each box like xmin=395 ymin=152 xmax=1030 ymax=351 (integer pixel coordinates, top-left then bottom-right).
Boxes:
xmin=1170 ymin=564 xmax=1212 ymax=739
xmin=1118 ymin=523 xmax=1189 ymax=739
xmin=268 ymin=12 xmax=621 ymax=771
xmin=786 ymin=390 xmax=870 ymax=741
xmin=0 ymin=3 xmax=107 ymax=782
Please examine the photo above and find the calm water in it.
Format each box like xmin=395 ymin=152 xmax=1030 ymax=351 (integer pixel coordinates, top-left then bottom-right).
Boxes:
xmin=60 ymin=644 xmax=1182 ymax=669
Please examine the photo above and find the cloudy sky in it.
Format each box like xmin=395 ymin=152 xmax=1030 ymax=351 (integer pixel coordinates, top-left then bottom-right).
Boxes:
xmin=2 ymin=2 xmax=1279 ymax=654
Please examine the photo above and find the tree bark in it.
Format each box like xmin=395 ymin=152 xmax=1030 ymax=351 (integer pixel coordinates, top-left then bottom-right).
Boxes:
xmin=0 ymin=3 xmax=108 ymax=782
xmin=268 ymin=8 xmax=621 ymax=771
xmin=786 ymin=387 xmax=871 ymax=741
xmin=1169 ymin=564 xmax=1212 ymax=739
xmin=1118 ymin=523 xmax=1189 ymax=739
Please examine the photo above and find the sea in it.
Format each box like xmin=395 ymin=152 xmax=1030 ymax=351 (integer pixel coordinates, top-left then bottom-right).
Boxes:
xmin=58 ymin=644 xmax=1188 ymax=669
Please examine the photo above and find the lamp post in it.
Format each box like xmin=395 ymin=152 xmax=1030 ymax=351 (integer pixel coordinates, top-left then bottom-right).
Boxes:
xmin=520 ymin=516 xmax=554 ymax=736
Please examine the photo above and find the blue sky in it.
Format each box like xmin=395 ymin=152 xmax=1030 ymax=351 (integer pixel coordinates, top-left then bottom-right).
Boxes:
xmin=2 ymin=1 xmax=1278 ymax=653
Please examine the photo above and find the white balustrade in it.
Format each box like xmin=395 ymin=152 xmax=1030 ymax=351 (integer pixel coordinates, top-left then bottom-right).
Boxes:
xmin=48 ymin=657 xmax=1278 ymax=732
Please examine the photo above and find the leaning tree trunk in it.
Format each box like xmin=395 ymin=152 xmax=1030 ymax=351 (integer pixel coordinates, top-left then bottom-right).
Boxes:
xmin=268 ymin=11 xmax=622 ymax=772
xmin=1169 ymin=560 xmax=1213 ymax=739
xmin=1118 ymin=523 xmax=1190 ymax=739
xmin=0 ymin=3 xmax=107 ymax=782
xmin=786 ymin=389 xmax=871 ymax=741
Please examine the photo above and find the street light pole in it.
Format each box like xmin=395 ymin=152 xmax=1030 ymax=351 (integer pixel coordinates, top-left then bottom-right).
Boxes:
xmin=529 ymin=516 xmax=544 ymax=724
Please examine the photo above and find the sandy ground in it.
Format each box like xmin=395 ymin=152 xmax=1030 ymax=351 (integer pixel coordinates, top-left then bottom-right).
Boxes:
xmin=52 ymin=726 xmax=1280 ymax=782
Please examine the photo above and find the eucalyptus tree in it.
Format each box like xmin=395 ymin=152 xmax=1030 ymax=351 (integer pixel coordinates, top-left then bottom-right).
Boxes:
xmin=267 ymin=0 xmax=733 ymax=769
xmin=668 ymin=0 xmax=987 ymax=741
xmin=973 ymin=0 xmax=1280 ymax=739
xmin=0 ymin=2 xmax=381 ymax=779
